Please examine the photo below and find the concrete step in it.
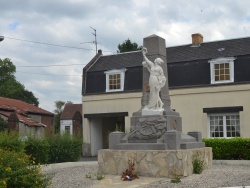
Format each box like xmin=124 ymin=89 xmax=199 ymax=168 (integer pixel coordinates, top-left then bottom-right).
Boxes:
xmin=180 ymin=142 xmax=205 ymax=149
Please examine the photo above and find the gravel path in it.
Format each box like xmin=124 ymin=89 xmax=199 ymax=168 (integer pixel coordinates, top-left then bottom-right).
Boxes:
xmin=47 ymin=164 xmax=250 ymax=188
xmin=140 ymin=165 xmax=250 ymax=188
xmin=48 ymin=165 xmax=99 ymax=188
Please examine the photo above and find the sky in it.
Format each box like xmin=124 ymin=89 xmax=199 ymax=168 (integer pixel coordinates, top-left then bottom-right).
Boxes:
xmin=0 ymin=0 xmax=250 ymax=113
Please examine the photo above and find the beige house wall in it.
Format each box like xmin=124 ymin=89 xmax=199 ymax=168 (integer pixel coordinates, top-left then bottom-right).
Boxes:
xmin=170 ymin=83 xmax=250 ymax=138
xmin=82 ymin=83 xmax=250 ymax=154
xmin=82 ymin=92 xmax=142 ymax=144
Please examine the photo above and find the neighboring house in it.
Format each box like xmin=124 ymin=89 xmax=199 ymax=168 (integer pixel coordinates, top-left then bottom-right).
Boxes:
xmin=60 ymin=103 xmax=82 ymax=136
xmin=82 ymin=33 xmax=250 ymax=156
xmin=0 ymin=97 xmax=54 ymax=137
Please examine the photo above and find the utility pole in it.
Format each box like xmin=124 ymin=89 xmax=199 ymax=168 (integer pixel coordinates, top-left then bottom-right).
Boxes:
xmin=90 ymin=26 xmax=97 ymax=54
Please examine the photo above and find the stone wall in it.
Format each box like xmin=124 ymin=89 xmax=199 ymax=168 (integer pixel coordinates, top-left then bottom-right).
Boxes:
xmin=98 ymin=147 xmax=212 ymax=178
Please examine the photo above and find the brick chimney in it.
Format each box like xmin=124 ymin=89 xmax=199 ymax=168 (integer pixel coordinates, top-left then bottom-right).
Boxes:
xmin=191 ymin=33 xmax=203 ymax=46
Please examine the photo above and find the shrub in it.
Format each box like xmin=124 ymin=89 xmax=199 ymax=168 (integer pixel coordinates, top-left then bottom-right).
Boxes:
xmin=203 ymin=138 xmax=250 ymax=160
xmin=193 ymin=158 xmax=204 ymax=174
xmin=0 ymin=148 xmax=51 ymax=188
xmin=47 ymin=134 xmax=82 ymax=163
xmin=0 ymin=131 xmax=25 ymax=152
xmin=25 ymin=137 xmax=50 ymax=165
xmin=171 ymin=176 xmax=181 ymax=183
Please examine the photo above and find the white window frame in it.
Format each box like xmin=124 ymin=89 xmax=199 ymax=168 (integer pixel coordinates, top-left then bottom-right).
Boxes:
xmin=65 ymin=126 xmax=71 ymax=134
xmin=104 ymin=68 xmax=127 ymax=92
xmin=209 ymin=57 xmax=236 ymax=84
xmin=207 ymin=113 xmax=240 ymax=138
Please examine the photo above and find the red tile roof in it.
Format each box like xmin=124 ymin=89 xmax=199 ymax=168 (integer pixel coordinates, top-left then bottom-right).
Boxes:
xmin=0 ymin=97 xmax=53 ymax=115
xmin=0 ymin=97 xmax=53 ymax=127
xmin=0 ymin=110 xmax=12 ymax=117
xmin=16 ymin=113 xmax=47 ymax=127
xmin=60 ymin=103 xmax=82 ymax=120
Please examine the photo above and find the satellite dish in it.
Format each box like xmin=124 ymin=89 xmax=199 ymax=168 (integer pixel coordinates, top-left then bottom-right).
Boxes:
xmin=0 ymin=36 xmax=4 ymax=42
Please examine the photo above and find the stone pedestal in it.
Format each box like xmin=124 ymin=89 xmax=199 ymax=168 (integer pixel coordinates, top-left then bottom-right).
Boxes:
xmin=109 ymin=131 xmax=125 ymax=149
xmin=164 ymin=130 xmax=181 ymax=150
xmin=188 ymin=131 xmax=202 ymax=142
xmin=98 ymin=147 xmax=212 ymax=178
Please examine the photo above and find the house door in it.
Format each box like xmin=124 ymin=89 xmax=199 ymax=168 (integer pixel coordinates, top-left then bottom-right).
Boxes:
xmin=90 ymin=116 xmax=125 ymax=156
xmin=102 ymin=116 xmax=125 ymax=149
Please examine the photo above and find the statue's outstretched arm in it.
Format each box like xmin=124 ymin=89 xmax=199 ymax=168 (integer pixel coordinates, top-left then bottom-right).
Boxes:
xmin=142 ymin=47 xmax=154 ymax=67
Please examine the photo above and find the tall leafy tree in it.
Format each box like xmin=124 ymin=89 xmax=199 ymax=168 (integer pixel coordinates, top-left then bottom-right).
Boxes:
xmin=53 ymin=100 xmax=72 ymax=134
xmin=117 ymin=38 xmax=142 ymax=53
xmin=0 ymin=58 xmax=39 ymax=106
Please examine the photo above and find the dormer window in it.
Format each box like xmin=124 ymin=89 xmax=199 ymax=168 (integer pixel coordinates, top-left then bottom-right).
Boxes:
xmin=104 ymin=69 xmax=126 ymax=92
xmin=209 ymin=57 xmax=236 ymax=84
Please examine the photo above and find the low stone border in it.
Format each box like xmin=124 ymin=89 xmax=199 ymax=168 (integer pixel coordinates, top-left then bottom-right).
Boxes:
xmin=40 ymin=160 xmax=250 ymax=174
xmin=41 ymin=161 xmax=98 ymax=173
xmin=213 ymin=160 xmax=250 ymax=166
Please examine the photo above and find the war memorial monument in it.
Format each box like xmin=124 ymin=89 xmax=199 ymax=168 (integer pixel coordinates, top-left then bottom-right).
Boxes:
xmin=98 ymin=35 xmax=212 ymax=178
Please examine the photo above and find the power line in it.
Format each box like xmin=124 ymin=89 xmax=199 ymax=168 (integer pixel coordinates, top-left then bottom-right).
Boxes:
xmin=4 ymin=36 xmax=96 ymax=51
xmin=16 ymin=71 xmax=82 ymax=77
xmin=4 ymin=36 xmax=114 ymax=53
xmin=17 ymin=63 xmax=87 ymax=67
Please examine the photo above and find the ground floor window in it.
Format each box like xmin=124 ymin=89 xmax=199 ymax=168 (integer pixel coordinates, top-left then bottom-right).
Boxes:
xmin=65 ymin=126 xmax=71 ymax=134
xmin=209 ymin=113 xmax=240 ymax=138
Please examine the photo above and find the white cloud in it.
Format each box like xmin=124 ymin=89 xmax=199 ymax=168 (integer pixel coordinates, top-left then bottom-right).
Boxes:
xmin=1 ymin=0 xmax=250 ymax=112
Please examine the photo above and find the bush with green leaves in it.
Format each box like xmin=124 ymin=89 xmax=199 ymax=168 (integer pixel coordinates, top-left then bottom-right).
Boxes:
xmin=171 ymin=176 xmax=181 ymax=183
xmin=0 ymin=131 xmax=83 ymax=165
xmin=0 ymin=131 xmax=25 ymax=152
xmin=203 ymin=138 xmax=250 ymax=160
xmin=47 ymin=134 xmax=82 ymax=163
xmin=193 ymin=158 xmax=204 ymax=174
xmin=0 ymin=148 xmax=51 ymax=188
xmin=25 ymin=137 xmax=50 ymax=164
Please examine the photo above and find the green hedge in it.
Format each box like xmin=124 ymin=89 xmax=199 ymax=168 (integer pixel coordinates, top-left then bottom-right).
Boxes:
xmin=0 ymin=132 xmax=83 ymax=165
xmin=47 ymin=134 xmax=82 ymax=164
xmin=203 ymin=138 xmax=250 ymax=160
xmin=25 ymin=137 xmax=50 ymax=164
xmin=0 ymin=131 xmax=25 ymax=152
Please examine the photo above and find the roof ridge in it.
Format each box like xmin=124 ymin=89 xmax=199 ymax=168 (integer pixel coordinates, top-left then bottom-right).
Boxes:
xmin=167 ymin=36 xmax=250 ymax=48
xmin=101 ymin=50 xmax=142 ymax=57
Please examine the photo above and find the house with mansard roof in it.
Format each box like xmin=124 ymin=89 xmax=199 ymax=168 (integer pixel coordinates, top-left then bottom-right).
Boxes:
xmin=82 ymin=33 xmax=250 ymax=156
xmin=60 ymin=103 xmax=82 ymax=136
xmin=0 ymin=97 xmax=54 ymax=137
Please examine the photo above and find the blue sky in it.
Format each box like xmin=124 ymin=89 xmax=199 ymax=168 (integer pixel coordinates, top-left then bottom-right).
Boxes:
xmin=0 ymin=0 xmax=250 ymax=112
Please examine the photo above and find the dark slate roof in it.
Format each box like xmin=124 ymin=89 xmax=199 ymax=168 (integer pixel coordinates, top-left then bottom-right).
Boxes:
xmin=60 ymin=103 xmax=82 ymax=120
xmin=88 ymin=51 xmax=143 ymax=72
xmin=87 ymin=36 xmax=250 ymax=72
xmin=167 ymin=37 xmax=250 ymax=63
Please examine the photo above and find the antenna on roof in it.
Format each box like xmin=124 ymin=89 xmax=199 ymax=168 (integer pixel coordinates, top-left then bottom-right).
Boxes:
xmin=80 ymin=27 xmax=99 ymax=54
xmin=90 ymin=26 xmax=97 ymax=54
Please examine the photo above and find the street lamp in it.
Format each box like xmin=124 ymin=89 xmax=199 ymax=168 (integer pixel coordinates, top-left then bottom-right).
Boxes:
xmin=0 ymin=36 xmax=4 ymax=42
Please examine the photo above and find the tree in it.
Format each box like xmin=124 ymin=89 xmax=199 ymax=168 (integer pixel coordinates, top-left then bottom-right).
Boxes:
xmin=117 ymin=38 xmax=142 ymax=53
xmin=53 ymin=100 xmax=72 ymax=134
xmin=0 ymin=58 xmax=39 ymax=106
xmin=54 ymin=100 xmax=66 ymax=114
xmin=0 ymin=116 xmax=8 ymax=131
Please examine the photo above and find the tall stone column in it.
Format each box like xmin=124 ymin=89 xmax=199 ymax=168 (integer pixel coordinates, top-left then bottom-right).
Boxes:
xmin=129 ymin=34 xmax=182 ymax=144
xmin=142 ymin=34 xmax=175 ymax=114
